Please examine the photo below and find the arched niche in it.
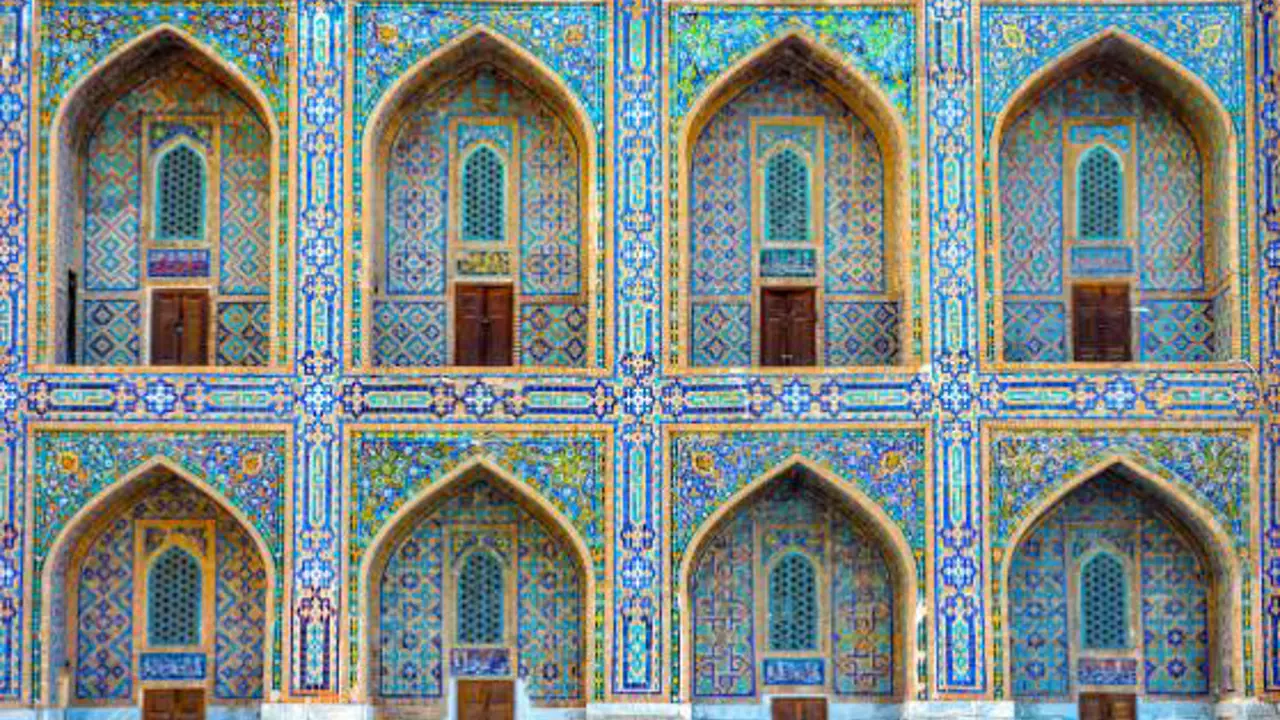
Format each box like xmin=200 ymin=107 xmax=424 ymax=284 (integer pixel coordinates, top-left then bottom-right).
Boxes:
xmin=1001 ymin=460 xmax=1242 ymax=703
xmin=991 ymin=30 xmax=1240 ymax=365
xmin=44 ymin=25 xmax=281 ymax=369
xmin=360 ymin=27 xmax=598 ymax=370
xmin=39 ymin=459 xmax=276 ymax=708
xmin=677 ymin=459 xmax=917 ymax=705
xmin=356 ymin=458 xmax=594 ymax=707
xmin=676 ymin=32 xmax=913 ymax=370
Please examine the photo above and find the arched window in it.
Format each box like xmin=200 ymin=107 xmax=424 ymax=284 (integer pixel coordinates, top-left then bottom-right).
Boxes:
xmin=764 ymin=149 xmax=811 ymax=243
xmin=1080 ymin=552 xmax=1129 ymax=649
xmin=768 ymin=552 xmax=818 ymax=651
xmin=147 ymin=546 xmax=202 ymax=647
xmin=154 ymin=144 xmax=207 ymax=241
xmin=1076 ymin=146 xmax=1124 ymax=241
xmin=456 ymin=550 xmax=505 ymax=644
xmin=461 ymin=146 xmax=506 ymax=243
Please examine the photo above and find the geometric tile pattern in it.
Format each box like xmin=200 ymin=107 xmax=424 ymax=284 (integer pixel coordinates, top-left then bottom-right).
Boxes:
xmin=372 ymin=300 xmax=447 ymax=368
xmin=82 ymin=299 xmax=141 ymax=366
xmin=690 ymin=302 xmax=751 ymax=368
xmin=215 ymin=302 xmax=270 ymax=367
xmin=1009 ymin=472 xmax=1210 ymax=698
xmin=1139 ymin=300 xmax=1216 ymax=363
xmin=219 ymin=120 xmax=272 ymax=296
xmin=519 ymin=303 xmax=588 ymax=367
xmin=1002 ymin=301 xmax=1068 ymax=363
xmin=824 ymin=301 xmax=899 ymax=366
xmin=215 ymin=520 xmax=268 ymax=699
xmin=74 ymin=516 xmax=134 ymax=701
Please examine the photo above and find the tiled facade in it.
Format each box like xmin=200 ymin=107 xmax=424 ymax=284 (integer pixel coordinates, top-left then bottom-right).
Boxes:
xmin=0 ymin=1 xmax=1274 ymax=719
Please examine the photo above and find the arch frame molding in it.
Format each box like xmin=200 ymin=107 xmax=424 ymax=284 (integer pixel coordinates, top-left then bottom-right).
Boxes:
xmin=980 ymin=27 xmax=1251 ymax=372
xmin=32 ymin=445 xmax=287 ymax=708
xmin=342 ymin=426 xmax=613 ymax=705
xmin=670 ymin=444 xmax=928 ymax=704
xmin=32 ymin=22 xmax=292 ymax=372
xmin=669 ymin=29 xmax=923 ymax=375
xmin=349 ymin=24 xmax=608 ymax=375
xmin=981 ymin=420 xmax=1260 ymax=702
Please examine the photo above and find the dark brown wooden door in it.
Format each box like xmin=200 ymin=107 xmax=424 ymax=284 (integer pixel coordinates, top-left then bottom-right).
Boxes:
xmin=771 ymin=698 xmax=827 ymax=720
xmin=761 ymin=288 xmax=817 ymax=367
xmin=151 ymin=289 xmax=210 ymax=366
xmin=457 ymin=680 xmax=515 ymax=720
xmin=1072 ymin=284 xmax=1132 ymax=362
xmin=143 ymin=689 xmax=205 ymax=720
xmin=1079 ymin=693 xmax=1136 ymax=720
xmin=455 ymin=285 xmax=514 ymax=366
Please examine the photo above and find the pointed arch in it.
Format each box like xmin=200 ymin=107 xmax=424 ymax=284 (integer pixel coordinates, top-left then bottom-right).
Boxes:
xmin=676 ymin=30 xmax=914 ymax=368
xmin=989 ymin=27 xmax=1241 ymax=363
xmin=355 ymin=455 xmax=595 ymax=703
xmin=999 ymin=455 xmax=1243 ymax=698
xmin=38 ymin=456 xmax=277 ymax=705
xmin=358 ymin=25 xmax=599 ymax=367
xmin=677 ymin=454 xmax=918 ymax=702
xmin=42 ymin=23 xmax=282 ymax=366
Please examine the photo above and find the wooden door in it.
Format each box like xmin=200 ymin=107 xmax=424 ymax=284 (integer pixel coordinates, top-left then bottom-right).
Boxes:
xmin=455 ymin=285 xmax=514 ymax=366
xmin=761 ymin=288 xmax=817 ymax=367
xmin=143 ymin=689 xmax=205 ymax=720
xmin=1072 ymin=283 xmax=1132 ymax=362
xmin=151 ymin=289 xmax=210 ymax=366
xmin=771 ymin=698 xmax=827 ymax=720
xmin=457 ymin=679 xmax=515 ymax=720
xmin=1078 ymin=693 xmax=1136 ymax=720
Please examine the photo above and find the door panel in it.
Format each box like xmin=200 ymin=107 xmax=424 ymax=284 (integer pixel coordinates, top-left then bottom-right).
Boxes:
xmin=1078 ymin=693 xmax=1136 ymax=720
xmin=771 ymin=698 xmax=826 ymax=720
xmin=455 ymin=285 xmax=514 ymax=366
xmin=1072 ymin=284 xmax=1132 ymax=362
xmin=457 ymin=680 xmax=515 ymax=720
xmin=761 ymin=288 xmax=817 ymax=367
xmin=151 ymin=290 xmax=210 ymax=366
xmin=143 ymin=689 xmax=204 ymax=720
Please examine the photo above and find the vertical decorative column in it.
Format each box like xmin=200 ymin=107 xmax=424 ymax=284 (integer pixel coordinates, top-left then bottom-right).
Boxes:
xmin=0 ymin=0 xmax=30 ymax=702
xmin=610 ymin=0 xmax=669 ymax=706
xmin=1256 ymin=0 xmax=1280 ymax=696
xmin=291 ymin=0 xmax=346 ymax=699
xmin=925 ymin=0 xmax=988 ymax=705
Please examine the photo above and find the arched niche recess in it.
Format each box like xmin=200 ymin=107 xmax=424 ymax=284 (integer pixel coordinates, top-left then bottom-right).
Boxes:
xmin=356 ymin=459 xmax=594 ymax=708
xmin=677 ymin=32 xmax=913 ymax=370
xmin=360 ymin=28 xmax=598 ymax=371
xmin=44 ymin=25 xmax=281 ymax=369
xmin=1001 ymin=460 xmax=1243 ymax=703
xmin=39 ymin=459 xmax=276 ymax=708
xmin=991 ymin=30 xmax=1240 ymax=366
xmin=678 ymin=459 xmax=917 ymax=705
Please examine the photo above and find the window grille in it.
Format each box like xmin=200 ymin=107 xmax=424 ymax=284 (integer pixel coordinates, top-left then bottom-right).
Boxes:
xmin=1081 ymin=552 xmax=1129 ymax=649
xmin=764 ymin=149 xmax=811 ymax=243
xmin=768 ymin=553 xmax=818 ymax=651
xmin=461 ymin=146 xmax=506 ymax=242
xmin=457 ymin=550 xmax=504 ymax=644
xmin=155 ymin=144 xmax=206 ymax=241
xmin=1077 ymin=146 xmax=1123 ymax=241
xmin=147 ymin=546 xmax=202 ymax=647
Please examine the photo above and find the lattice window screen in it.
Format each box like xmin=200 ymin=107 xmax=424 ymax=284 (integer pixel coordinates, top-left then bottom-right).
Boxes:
xmin=768 ymin=552 xmax=818 ymax=651
xmin=1081 ymin=552 xmax=1129 ymax=649
xmin=1077 ymin=147 xmax=1123 ymax=240
xmin=155 ymin=145 xmax=206 ymax=241
xmin=764 ymin=149 xmax=811 ymax=243
xmin=457 ymin=550 xmax=505 ymax=644
xmin=462 ymin=147 xmax=506 ymax=243
xmin=147 ymin=546 xmax=202 ymax=647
